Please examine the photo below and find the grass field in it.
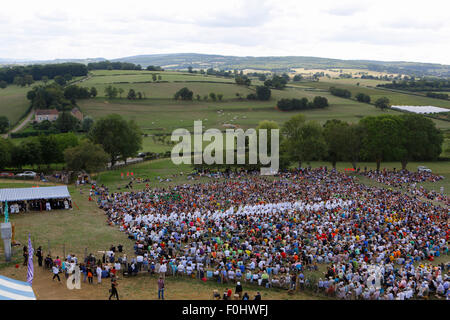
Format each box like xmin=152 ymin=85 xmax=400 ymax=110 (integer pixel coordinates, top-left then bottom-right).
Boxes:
xmin=0 ymin=85 xmax=33 ymax=126
xmin=301 ymin=80 xmax=450 ymax=110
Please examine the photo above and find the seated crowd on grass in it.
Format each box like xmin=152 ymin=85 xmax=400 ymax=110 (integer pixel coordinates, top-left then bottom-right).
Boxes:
xmin=85 ymin=167 xmax=450 ymax=300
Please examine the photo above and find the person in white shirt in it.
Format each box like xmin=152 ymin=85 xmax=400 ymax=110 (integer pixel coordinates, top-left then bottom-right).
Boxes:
xmin=52 ymin=265 xmax=61 ymax=282
xmin=96 ymin=266 xmax=102 ymax=284
xmin=159 ymin=263 xmax=167 ymax=279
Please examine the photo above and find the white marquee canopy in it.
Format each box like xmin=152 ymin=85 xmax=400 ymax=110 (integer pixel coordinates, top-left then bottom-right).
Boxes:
xmin=0 ymin=186 xmax=70 ymax=202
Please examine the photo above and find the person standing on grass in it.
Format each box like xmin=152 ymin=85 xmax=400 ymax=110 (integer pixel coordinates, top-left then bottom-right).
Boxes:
xmin=159 ymin=261 xmax=167 ymax=279
xmin=52 ymin=264 xmax=61 ymax=282
xmin=23 ymin=246 xmax=28 ymax=266
xmin=158 ymin=276 xmax=165 ymax=300
xmin=97 ymin=265 xmax=102 ymax=284
xmin=36 ymin=246 xmax=43 ymax=267
xmin=87 ymin=268 xmax=93 ymax=284
xmin=235 ymin=281 xmax=243 ymax=299
xmin=109 ymin=276 xmax=119 ymax=300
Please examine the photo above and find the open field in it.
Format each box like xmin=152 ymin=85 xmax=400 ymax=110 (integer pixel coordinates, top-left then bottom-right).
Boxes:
xmin=292 ymin=67 xmax=399 ymax=78
xmin=301 ymin=81 xmax=450 ymax=109
xmin=0 ymin=85 xmax=33 ymax=126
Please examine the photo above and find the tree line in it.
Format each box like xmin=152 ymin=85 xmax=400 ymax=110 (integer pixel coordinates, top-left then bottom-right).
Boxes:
xmin=103 ymin=85 xmax=146 ymax=100
xmin=377 ymin=78 xmax=450 ymax=92
xmin=173 ymin=86 xmax=272 ymax=102
xmin=193 ymin=113 xmax=443 ymax=172
xmin=27 ymin=83 xmax=96 ymax=110
xmin=87 ymin=60 xmax=142 ymax=71
xmin=329 ymin=86 xmax=391 ymax=110
xmin=282 ymin=113 xmax=443 ymax=171
xmin=0 ymin=63 xmax=88 ymax=86
xmin=276 ymin=96 xmax=329 ymax=111
xmin=0 ymin=114 xmax=143 ymax=172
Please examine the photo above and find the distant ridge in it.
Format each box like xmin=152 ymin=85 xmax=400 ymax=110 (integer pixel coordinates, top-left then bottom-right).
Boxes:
xmin=2 ymin=53 xmax=450 ymax=77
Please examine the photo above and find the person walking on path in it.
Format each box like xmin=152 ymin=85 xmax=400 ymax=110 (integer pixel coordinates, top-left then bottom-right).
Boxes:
xmin=109 ymin=276 xmax=119 ymax=300
xmin=158 ymin=276 xmax=165 ymax=300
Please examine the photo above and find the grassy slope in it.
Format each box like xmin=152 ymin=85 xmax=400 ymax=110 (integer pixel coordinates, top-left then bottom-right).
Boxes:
xmin=0 ymin=85 xmax=32 ymax=126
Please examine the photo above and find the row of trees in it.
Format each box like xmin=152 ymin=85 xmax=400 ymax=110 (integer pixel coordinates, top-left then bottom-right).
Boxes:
xmin=329 ymin=86 xmax=391 ymax=110
xmin=33 ymin=114 xmax=93 ymax=133
xmin=0 ymin=63 xmax=88 ymax=84
xmin=330 ymin=86 xmax=351 ymax=98
xmin=377 ymin=79 xmax=450 ymax=92
xmin=264 ymin=75 xmax=288 ymax=89
xmin=195 ymin=93 xmax=224 ymax=101
xmin=0 ymin=114 xmax=143 ymax=172
xmin=104 ymin=85 xmax=145 ymax=99
xmin=280 ymin=113 xmax=443 ymax=171
xmin=200 ymin=113 xmax=443 ymax=172
xmin=87 ymin=61 xmax=142 ymax=71
xmin=173 ymin=86 xmax=271 ymax=102
xmin=0 ymin=133 xmax=79 ymax=169
xmin=235 ymin=75 xmax=251 ymax=86
xmin=276 ymin=96 xmax=329 ymax=111
xmin=426 ymin=92 xmax=449 ymax=100
xmin=27 ymin=84 xmax=96 ymax=110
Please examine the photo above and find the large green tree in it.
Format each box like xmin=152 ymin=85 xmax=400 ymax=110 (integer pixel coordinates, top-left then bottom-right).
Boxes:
xmin=54 ymin=111 xmax=80 ymax=133
xmin=0 ymin=138 xmax=12 ymax=170
xmin=0 ymin=116 xmax=9 ymax=133
xmin=38 ymin=135 xmax=60 ymax=167
xmin=104 ymin=85 xmax=118 ymax=99
xmin=281 ymin=114 xmax=327 ymax=168
xmin=360 ymin=115 xmax=405 ymax=171
xmin=343 ymin=123 xmax=365 ymax=169
xmin=89 ymin=114 xmax=142 ymax=166
xmin=323 ymin=119 xmax=348 ymax=168
xmin=256 ymin=85 xmax=271 ymax=101
xmin=398 ymin=114 xmax=443 ymax=169
xmin=64 ymin=139 xmax=109 ymax=173
xmin=374 ymin=97 xmax=390 ymax=110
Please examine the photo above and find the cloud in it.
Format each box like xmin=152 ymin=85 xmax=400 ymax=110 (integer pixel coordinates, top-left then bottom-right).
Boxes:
xmin=324 ymin=1 xmax=369 ymax=16
xmin=0 ymin=0 xmax=450 ymax=64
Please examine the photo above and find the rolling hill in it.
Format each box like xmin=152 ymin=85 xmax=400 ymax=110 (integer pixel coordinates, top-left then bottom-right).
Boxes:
xmin=2 ymin=53 xmax=450 ymax=77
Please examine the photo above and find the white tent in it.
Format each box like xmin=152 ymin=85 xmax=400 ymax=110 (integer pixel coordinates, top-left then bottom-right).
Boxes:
xmin=0 ymin=275 xmax=36 ymax=300
xmin=0 ymin=186 xmax=70 ymax=202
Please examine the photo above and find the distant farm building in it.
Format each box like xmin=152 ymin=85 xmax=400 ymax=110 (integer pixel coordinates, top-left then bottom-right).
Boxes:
xmin=35 ymin=109 xmax=59 ymax=123
xmin=71 ymin=107 xmax=83 ymax=121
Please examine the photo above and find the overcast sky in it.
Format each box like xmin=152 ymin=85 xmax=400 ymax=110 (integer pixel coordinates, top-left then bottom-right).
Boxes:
xmin=1 ymin=0 xmax=450 ymax=64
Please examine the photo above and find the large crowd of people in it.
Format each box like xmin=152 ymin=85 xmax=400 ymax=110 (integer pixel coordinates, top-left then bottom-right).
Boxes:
xmin=90 ymin=167 xmax=449 ymax=300
xmin=359 ymin=169 xmax=444 ymax=188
